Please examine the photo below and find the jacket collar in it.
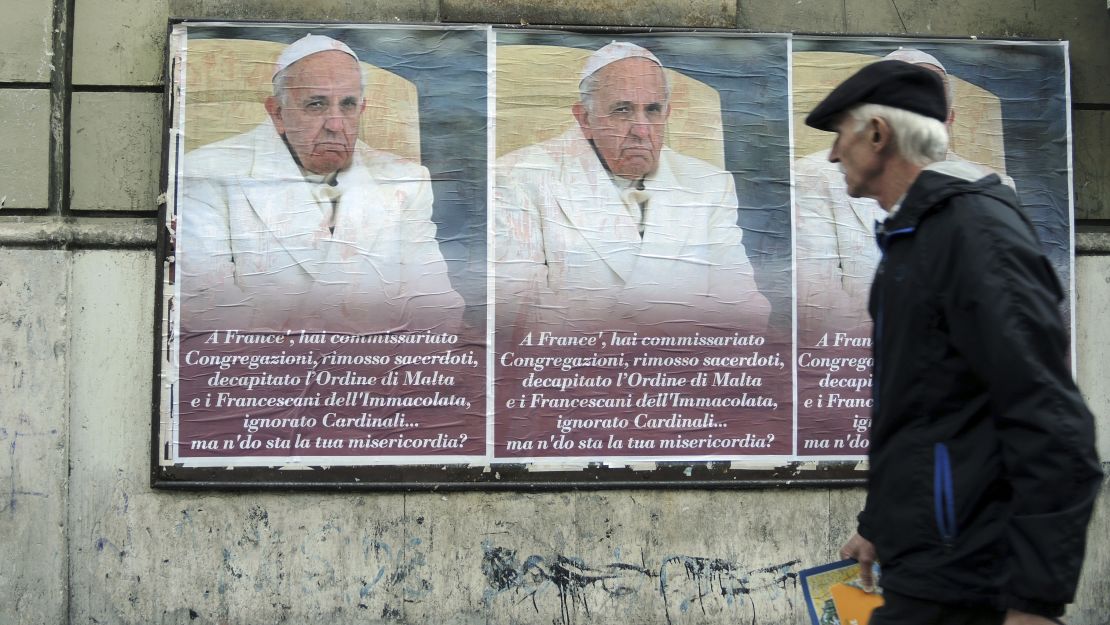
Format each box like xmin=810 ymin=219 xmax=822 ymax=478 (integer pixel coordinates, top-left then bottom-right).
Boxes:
xmin=882 ymin=167 xmax=1007 ymax=233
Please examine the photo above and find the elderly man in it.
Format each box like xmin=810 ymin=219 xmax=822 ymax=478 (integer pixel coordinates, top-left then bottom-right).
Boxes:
xmin=495 ymin=42 xmax=769 ymax=332
xmin=808 ymin=61 xmax=1102 ymax=625
xmin=794 ymin=48 xmax=1013 ymax=335
xmin=178 ymin=34 xmax=463 ymax=333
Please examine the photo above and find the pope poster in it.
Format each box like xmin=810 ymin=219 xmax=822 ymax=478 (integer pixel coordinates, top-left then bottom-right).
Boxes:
xmin=792 ymin=37 xmax=1074 ymax=457
xmin=160 ymin=23 xmax=489 ymax=467
xmin=491 ymin=31 xmax=794 ymax=462
xmin=155 ymin=24 xmax=1076 ymax=482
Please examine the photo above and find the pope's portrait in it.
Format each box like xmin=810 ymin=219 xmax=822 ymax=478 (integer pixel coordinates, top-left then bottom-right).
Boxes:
xmin=793 ymin=46 xmax=1016 ymax=338
xmin=176 ymin=34 xmax=464 ymax=333
xmin=494 ymin=41 xmax=772 ymax=333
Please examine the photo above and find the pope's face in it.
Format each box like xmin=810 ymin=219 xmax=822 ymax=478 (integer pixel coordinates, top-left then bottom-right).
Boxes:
xmin=576 ymin=57 xmax=670 ymax=180
xmin=828 ymin=116 xmax=881 ymax=200
xmin=266 ymin=50 xmax=365 ymax=175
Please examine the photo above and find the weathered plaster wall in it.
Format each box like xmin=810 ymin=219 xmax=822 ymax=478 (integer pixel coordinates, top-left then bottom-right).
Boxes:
xmin=0 ymin=249 xmax=68 ymax=625
xmin=1 ymin=0 xmax=1108 ymax=623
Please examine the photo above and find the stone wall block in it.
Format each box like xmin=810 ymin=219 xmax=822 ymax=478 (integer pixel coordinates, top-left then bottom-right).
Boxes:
xmin=73 ymin=0 xmax=169 ymax=86
xmin=0 ymin=90 xmax=51 ymax=209
xmin=0 ymin=0 xmax=53 ymax=82
xmin=737 ymin=0 xmax=845 ymax=32
xmin=70 ymin=92 xmax=164 ymax=212
xmin=1074 ymin=110 xmax=1109 ymax=220
xmin=169 ymin=0 xmax=438 ymax=23
xmin=441 ymin=0 xmax=735 ymax=28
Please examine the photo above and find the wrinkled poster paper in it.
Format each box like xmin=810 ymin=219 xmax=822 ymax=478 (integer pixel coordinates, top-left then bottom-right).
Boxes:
xmin=162 ymin=24 xmax=489 ymax=466
xmin=792 ymin=38 xmax=1074 ymax=457
xmin=158 ymin=25 xmax=1074 ymax=473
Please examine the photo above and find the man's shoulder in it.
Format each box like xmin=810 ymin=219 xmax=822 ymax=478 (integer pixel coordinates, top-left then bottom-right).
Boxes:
xmin=945 ymin=152 xmax=1017 ymax=191
xmin=910 ymin=169 xmax=1030 ymax=243
xmin=914 ymin=162 xmax=1016 ymax=209
xmin=794 ymin=148 xmax=841 ymax=180
xmin=496 ymin=127 xmax=585 ymax=173
xmin=795 ymin=148 xmax=833 ymax=167
xmin=355 ymin=143 xmax=430 ymax=181
xmin=656 ymin=147 xmax=734 ymax=194
xmin=659 ymin=146 xmax=727 ymax=175
xmin=182 ymin=124 xmax=271 ymax=178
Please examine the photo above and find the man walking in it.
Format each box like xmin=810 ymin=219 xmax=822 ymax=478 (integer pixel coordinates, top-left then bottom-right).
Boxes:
xmin=806 ymin=60 xmax=1101 ymax=624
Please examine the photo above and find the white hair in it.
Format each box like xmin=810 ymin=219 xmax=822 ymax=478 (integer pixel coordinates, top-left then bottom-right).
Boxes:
xmin=272 ymin=69 xmax=292 ymax=104
xmin=847 ymin=103 xmax=949 ymax=166
xmin=579 ymin=63 xmax=671 ymax=116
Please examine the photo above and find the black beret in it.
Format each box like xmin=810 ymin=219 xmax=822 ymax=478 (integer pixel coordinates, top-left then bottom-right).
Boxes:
xmin=805 ymin=60 xmax=948 ymax=132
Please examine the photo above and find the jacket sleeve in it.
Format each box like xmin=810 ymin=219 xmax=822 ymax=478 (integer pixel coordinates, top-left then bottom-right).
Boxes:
xmin=937 ymin=198 xmax=1102 ymax=617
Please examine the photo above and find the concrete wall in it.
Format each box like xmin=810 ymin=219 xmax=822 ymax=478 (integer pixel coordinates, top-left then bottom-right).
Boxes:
xmin=1 ymin=1 xmax=1108 ymax=623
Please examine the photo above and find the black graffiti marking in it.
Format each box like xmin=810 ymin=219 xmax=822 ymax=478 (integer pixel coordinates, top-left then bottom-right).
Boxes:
xmin=658 ymin=556 xmax=799 ymax=625
xmin=481 ymin=542 xmax=799 ymax=625
xmin=481 ymin=545 xmax=523 ymax=591
xmin=482 ymin=543 xmax=654 ymax=625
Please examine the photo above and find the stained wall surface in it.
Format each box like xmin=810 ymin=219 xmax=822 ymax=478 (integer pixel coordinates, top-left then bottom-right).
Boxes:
xmin=1 ymin=1 xmax=1108 ymax=623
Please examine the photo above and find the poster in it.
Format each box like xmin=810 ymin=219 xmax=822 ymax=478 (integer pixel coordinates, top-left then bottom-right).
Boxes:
xmin=161 ymin=23 xmax=489 ymax=466
xmin=491 ymin=31 xmax=793 ymax=462
xmin=155 ymin=23 xmax=1075 ymax=483
xmin=792 ymin=38 xmax=1074 ymax=457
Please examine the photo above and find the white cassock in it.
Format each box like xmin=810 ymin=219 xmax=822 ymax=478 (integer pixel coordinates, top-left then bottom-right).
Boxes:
xmin=177 ymin=119 xmax=463 ymax=333
xmin=495 ymin=125 xmax=769 ymax=333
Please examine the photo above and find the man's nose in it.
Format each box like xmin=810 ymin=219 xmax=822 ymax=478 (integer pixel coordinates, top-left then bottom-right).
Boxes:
xmin=629 ymin=122 xmax=650 ymax=139
xmin=628 ymin=113 xmax=654 ymax=138
xmin=323 ymin=109 xmax=347 ymax=132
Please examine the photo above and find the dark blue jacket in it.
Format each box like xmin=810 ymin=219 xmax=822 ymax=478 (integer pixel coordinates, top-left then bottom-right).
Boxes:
xmin=861 ymin=167 xmax=1102 ymax=618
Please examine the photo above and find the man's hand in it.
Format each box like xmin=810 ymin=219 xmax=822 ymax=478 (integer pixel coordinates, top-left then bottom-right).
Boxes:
xmin=839 ymin=532 xmax=878 ymax=592
xmin=1003 ymin=610 xmax=1061 ymax=625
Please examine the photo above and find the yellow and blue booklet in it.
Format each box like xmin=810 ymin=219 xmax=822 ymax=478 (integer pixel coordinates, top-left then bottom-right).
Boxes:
xmin=799 ymin=559 xmax=884 ymax=625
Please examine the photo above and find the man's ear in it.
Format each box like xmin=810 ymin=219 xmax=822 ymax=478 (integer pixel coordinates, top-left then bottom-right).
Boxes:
xmin=870 ymin=117 xmax=892 ymax=152
xmin=571 ymin=101 xmax=592 ymax=140
xmin=264 ymin=96 xmax=284 ymax=135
